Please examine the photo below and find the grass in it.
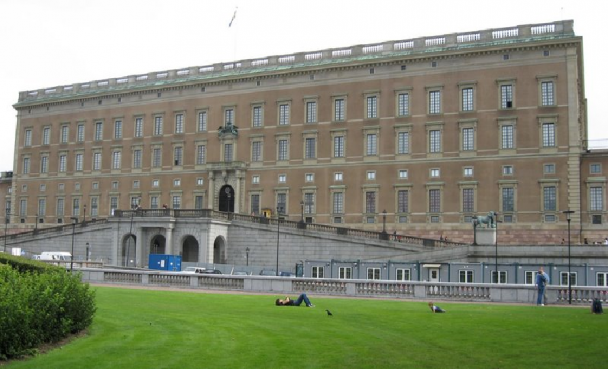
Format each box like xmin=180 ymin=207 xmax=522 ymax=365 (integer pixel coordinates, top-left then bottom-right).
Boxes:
xmin=4 ymin=286 xmax=606 ymax=369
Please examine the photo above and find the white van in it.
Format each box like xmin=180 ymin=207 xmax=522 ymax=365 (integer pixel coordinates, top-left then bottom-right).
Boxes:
xmin=39 ymin=251 xmax=72 ymax=261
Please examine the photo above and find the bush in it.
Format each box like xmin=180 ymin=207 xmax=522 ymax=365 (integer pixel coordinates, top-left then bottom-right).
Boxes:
xmin=0 ymin=258 xmax=96 ymax=360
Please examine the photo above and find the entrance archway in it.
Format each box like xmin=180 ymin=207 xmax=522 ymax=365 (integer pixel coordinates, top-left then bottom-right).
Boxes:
xmin=182 ymin=236 xmax=199 ymax=262
xmin=219 ymin=185 xmax=234 ymax=213
xmin=121 ymin=234 xmax=137 ymax=267
xmin=213 ymin=236 xmax=226 ymax=264
xmin=150 ymin=235 xmax=166 ymax=255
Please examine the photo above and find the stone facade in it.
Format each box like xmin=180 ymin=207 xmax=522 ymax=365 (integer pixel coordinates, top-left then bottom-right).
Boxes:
xmin=6 ymin=20 xmax=608 ymax=245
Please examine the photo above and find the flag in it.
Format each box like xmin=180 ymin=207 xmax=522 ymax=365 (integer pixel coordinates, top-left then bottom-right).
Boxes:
xmin=229 ymin=7 xmax=237 ymax=27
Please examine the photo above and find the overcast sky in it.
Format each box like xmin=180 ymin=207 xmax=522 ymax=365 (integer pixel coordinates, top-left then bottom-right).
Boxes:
xmin=0 ymin=0 xmax=604 ymax=172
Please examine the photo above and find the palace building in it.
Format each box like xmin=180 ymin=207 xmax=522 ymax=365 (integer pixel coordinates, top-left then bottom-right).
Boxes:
xmin=7 ymin=20 xmax=606 ymax=244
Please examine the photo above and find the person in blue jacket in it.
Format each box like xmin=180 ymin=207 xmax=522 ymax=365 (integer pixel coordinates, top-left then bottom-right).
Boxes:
xmin=535 ymin=267 xmax=550 ymax=306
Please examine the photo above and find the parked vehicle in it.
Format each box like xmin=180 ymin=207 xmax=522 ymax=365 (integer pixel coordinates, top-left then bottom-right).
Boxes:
xmin=201 ymin=269 xmax=222 ymax=274
xmin=181 ymin=267 xmax=206 ymax=274
xmin=259 ymin=269 xmax=277 ymax=276
xmin=279 ymin=271 xmax=296 ymax=278
xmin=39 ymin=251 xmax=72 ymax=261
xmin=232 ymin=271 xmax=249 ymax=276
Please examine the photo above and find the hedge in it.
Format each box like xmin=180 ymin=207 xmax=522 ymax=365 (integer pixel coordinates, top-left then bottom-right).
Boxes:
xmin=0 ymin=254 xmax=97 ymax=360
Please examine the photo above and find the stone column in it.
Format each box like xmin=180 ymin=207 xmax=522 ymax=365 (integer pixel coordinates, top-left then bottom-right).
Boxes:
xmin=208 ymin=172 xmax=215 ymax=209
xmin=135 ymin=226 xmax=144 ymax=267
xmin=166 ymin=226 xmax=174 ymax=255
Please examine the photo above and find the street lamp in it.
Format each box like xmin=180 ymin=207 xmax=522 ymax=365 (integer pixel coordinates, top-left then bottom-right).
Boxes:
xmin=494 ymin=216 xmax=502 ymax=283
xmin=70 ymin=217 xmax=78 ymax=272
xmin=382 ymin=209 xmax=387 ymax=234
xmin=86 ymin=242 xmax=90 ymax=261
xmin=35 ymin=213 xmax=38 ymax=232
xmin=4 ymin=210 xmax=9 ymax=253
xmin=276 ymin=206 xmax=282 ymax=276
xmin=300 ymin=200 xmax=304 ymax=224
xmin=126 ymin=201 xmax=139 ymax=267
xmin=563 ymin=210 xmax=575 ymax=304
xmin=83 ymin=204 xmax=87 ymax=223
xmin=246 ymin=247 xmax=250 ymax=266
xmin=225 ymin=187 xmax=231 ymax=213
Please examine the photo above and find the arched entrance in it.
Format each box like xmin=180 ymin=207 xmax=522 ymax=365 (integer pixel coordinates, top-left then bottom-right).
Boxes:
xmin=213 ymin=236 xmax=226 ymax=264
xmin=219 ymin=185 xmax=234 ymax=213
xmin=182 ymin=236 xmax=199 ymax=262
xmin=150 ymin=235 xmax=166 ymax=255
xmin=121 ymin=234 xmax=137 ymax=267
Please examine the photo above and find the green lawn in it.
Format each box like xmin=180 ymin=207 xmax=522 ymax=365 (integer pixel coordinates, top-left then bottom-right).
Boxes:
xmin=5 ymin=286 xmax=606 ymax=369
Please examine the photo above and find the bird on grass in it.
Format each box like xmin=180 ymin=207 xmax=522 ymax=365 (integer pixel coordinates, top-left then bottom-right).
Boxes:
xmin=326 ymin=309 xmax=333 ymax=316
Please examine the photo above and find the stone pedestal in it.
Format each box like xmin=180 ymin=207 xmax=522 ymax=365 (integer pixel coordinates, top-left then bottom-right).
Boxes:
xmin=476 ymin=228 xmax=496 ymax=245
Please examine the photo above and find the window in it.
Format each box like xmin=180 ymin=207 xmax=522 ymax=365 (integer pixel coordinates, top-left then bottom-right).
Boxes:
xmin=60 ymin=126 xmax=69 ymax=143
xmin=543 ymin=186 xmax=557 ymax=212
xmin=503 ymin=165 xmax=513 ymax=175
xmin=459 ymin=270 xmax=474 ymax=283
xmin=461 ymin=87 xmax=474 ymax=111
xmin=251 ymin=194 xmax=260 ymax=215
xmin=429 ymin=130 xmax=441 ymax=153
xmin=92 ymin=182 xmax=99 ymax=190
xmin=42 ymin=127 xmax=50 ymax=145
xmin=428 ymin=90 xmax=441 ymax=114
xmin=304 ymin=193 xmax=315 ymax=214
xmin=367 ymin=268 xmax=381 ymax=280
xmin=40 ymin=184 xmax=46 ymax=192
xmin=542 ymin=123 xmax=556 ymax=147
xmin=175 ymin=113 xmax=184 ymax=134
xmin=277 ymin=193 xmax=287 ymax=214
xmin=112 ymin=181 xmax=119 ymax=189
xmin=429 ymin=189 xmax=441 ymax=213
xmin=464 ymin=167 xmax=473 ymax=177
xmin=334 ymin=98 xmax=345 ymax=121
xmin=399 ymin=170 xmax=408 ymax=179
xmin=114 ymin=120 xmax=123 ymax=139
xmin=22 ymin=157 xmax=30 ymax=174
xmin=339 ymin=267 xmax=352 ymax=279
xmin=134 ymin=117 xmax=143 ymax=137
xmin=174 ymin=147 xmax=183 ymax=166
xmin=152 ymin=179 xmax=159 ymax=187
xmin=333 ymin=136 xmax=345 ymax=158
xmin=252 ymin=141 xmax=262 ymax=162
xmin=462 ymin=128 xmax=474 ymax=151
xmin=334 ymin=172 xmax=343 ymax=181
xmin=154 ymin=116 xmax=163 ymax=136
xmin=397 ymin=190 xmax=409 ymax=213
xmin=333 ymin=192 xmax=344 ymax=214
xmin=312 ymin=266 xmax=325 ymax=279
xmin=590 ymin=187 xmax=603 ymax=212
xmin=541 ymin=81 xmax=555 ymax=106
xmin=24 ymin=129 xmax=32 ymax=146
xmin=252 ymin=106 xmax=263 ymax=127
xmin=172 ymin=195 xmax=181 ymax=209
xmin=590 ymin=164 xmax=601 ymax=174
xmin=462 ymin=188 xmax=474 ymax=213
xmin=396 ymin=269 xmax=411 ymax=281
xmin=112 ymin=151 xmax=121 ymax=169
xmin=367 ymin=171 xmax=376 ymax=180
xmin=197 ymin=178 xmax=204 ymax=186
xmin=597 ymin=273 xmax=608 ymax=287
xmin=195 ymin=196 xmax=204 ymax=209
xmin=252 ymin=175 xmax=260 ymax=184
xmin=366 ymin=134 xmax=377 ymax=156
xmin=95 ymin=122 xmax=103 ymax=141
xmin=279 ymin=103 xmax=290 ymax=125
xmin=544 ymin=164 xmax=555 ymax=174
xmin=491 ymin=271 xmax=507 ymax=284
xmin=133 ymin=149 xmax=142 ymax=169
xmin=77 ymin=124 xmax=85 ymax=142
xmin=90 ymin=197 xmax=98 ymax=217
xmin=152 ymin=148 xmax=162 ymax=168
xmin=56 ymin=198 xmax=64 ymax=217
xmin=59 ymin=154 xmax=67 ymax=173
xmin=305 ymin=173 xmax=314 ymax=182
xmin=500 ymin=84 xmax=514 ymax=109
xmin=397 ymin=93 xmax=410 ymax=116
xmin=110 ymin=197 xmax=118 ymax=214
xmin=398 ymin=132 xmax=410 ymax=154
xmin=501 ymin=125 xmax=514 ymax=149
xmin=224 ymin=144 xmax=233 ymax=162
xmin=278 ymin=139 xmax=288 ymax=161
xmin=305 ymin=101 xmax=317 ymax=123
xmin=559 ymin=272 xmax=577 ymax=287
xmin=19 ymin=199 xmax=26 ymax=217
xmin=305 ymin=138 xmax=316 ymax=159
xmin=40 ymin=156 xmax=48 ymax=173
xmin=133 ymin=180 xmax=140 ymax=189
xmin=75 ymin=153 xmax=83 ymax=171
xmin=365 ymin=192 xmax=376 ymax=214
xmin=366 ymin=96 xmax=378 ymax=118
xmin=198 ymin=111 xmax=207 ymax=132
xmin=278 ymin=174 xmax=286 ymax=183
xmin=502 ymin=188 xmax=515 ymax=212
xmin=173 ymin=179 xmax=181 ymax=187
xmin=196 ymin=144 xmax=206 ymax=165
xmin=38 ymin=199 xmax=46 ymax=217
xmin=73 ymin=198 xmax=80 ymax=216
xmin=430 ymin=168 xmax=440 ymax=178
xmin=224 ymin=108 xmax=234 ymax=125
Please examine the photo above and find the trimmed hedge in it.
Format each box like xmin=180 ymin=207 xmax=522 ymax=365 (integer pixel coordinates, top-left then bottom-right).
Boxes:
xmin=0 ymin=254 xmax=97 ymax=360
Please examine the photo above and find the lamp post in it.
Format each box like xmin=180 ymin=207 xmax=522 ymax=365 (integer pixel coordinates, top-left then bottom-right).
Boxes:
xmin=83 ymin=204 xmax=87 ymax=223
xmin=382 ymin=209 xmax=387 ymax=234
xmin=225 ymin=187 xmax=231 ymax=213
xmin=86 ymin=242 xmax=90 ymax=261
xmin=300 ymin=200 xmax=304 ymax=224
xmin=276 ymin=206 xmax=281 ymax=276
xmin=246 ymin=247 xmax=250 ymax=266
xmin=35 ymin=213 xmax=38 ymax=232
xmin=126 ymin=201 xmax=138 ymax=267
xmin=4 ymin=211 xmax=9 ymax=253
xmin=70 ymin=217 xmax=78 ymax=272
xmin=563 ymin=210 xmax=575 ymax=304
xmin=494 ymin=215 xmax=502 ymax=283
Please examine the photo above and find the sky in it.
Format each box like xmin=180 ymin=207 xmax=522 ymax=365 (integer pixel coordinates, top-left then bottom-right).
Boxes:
xmin=0 ymin=0 xmax=604 ymax=172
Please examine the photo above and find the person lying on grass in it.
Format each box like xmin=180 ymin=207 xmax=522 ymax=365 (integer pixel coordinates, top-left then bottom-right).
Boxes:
xmin=428 ymin=302 xmax=446 ymax=313
xmin=275 ymin=293 xmax=315 ymax=307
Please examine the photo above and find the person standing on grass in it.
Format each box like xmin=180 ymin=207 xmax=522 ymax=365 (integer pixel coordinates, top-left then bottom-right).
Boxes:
xmin=535 ymin=267 xmax=549 ymax=306
xmin=275 ymin=293 xmax=315 ymax=307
